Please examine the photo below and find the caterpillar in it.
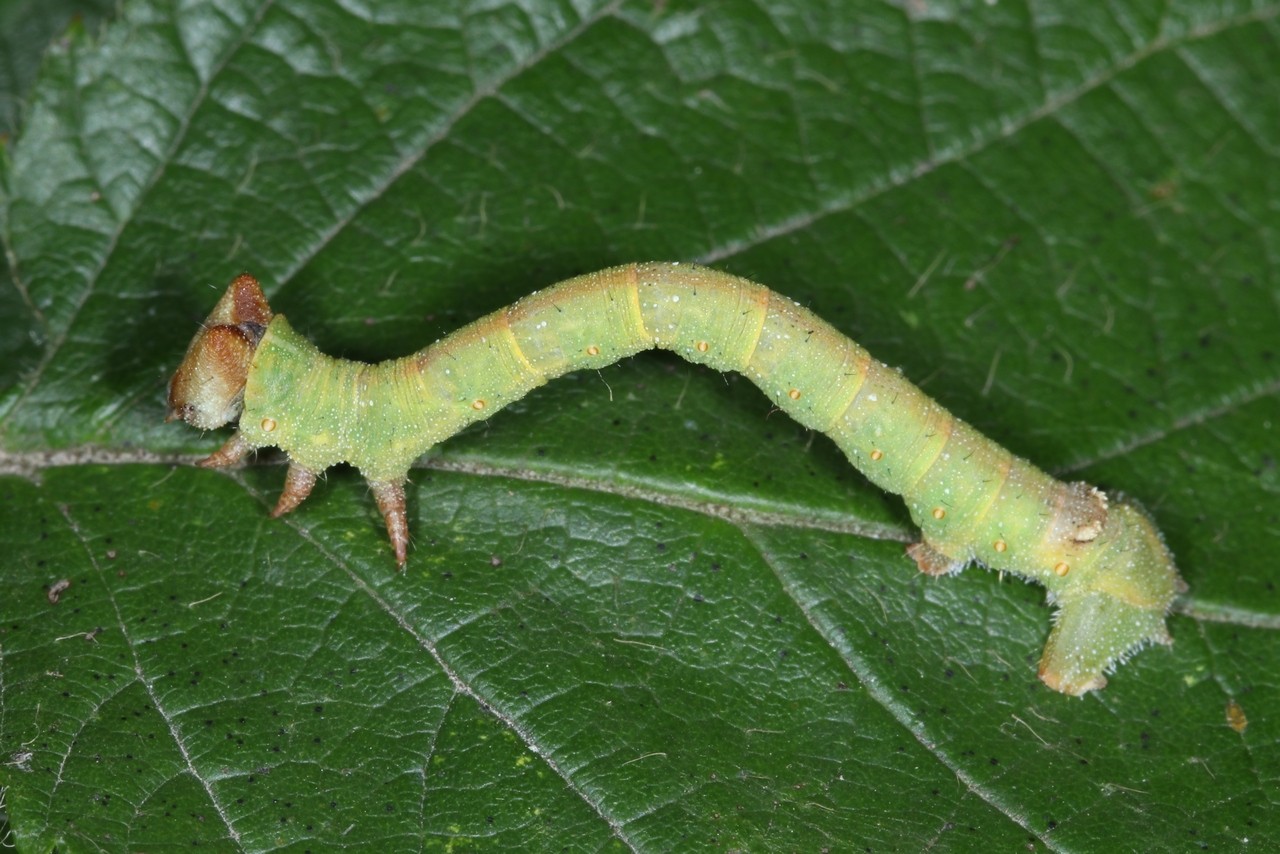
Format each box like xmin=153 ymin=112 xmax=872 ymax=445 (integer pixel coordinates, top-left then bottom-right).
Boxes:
xmin=167 ymin=262 xmax=1186 ymax=695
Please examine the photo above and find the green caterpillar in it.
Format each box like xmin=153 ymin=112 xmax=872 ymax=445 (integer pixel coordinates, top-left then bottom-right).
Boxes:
xmin=167 ymin=262 xmax=1185 ymax=695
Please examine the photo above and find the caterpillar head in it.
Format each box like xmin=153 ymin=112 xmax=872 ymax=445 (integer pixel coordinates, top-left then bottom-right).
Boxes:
xmin=167 ymin=274 xmax=273 ymax=430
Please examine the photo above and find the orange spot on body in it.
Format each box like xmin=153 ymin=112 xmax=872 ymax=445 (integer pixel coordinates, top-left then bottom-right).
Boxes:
xmin=696 ymin=340 xmax=709 ymax=353
xmin=1053 ymin=562 xmax=1070 ymax=577
xmin=994 ymin=539 xmax=1008 ymax=553
xmin=788 ymin=388 xmax=801 ymax=400
xmin=870 ymin=449 xmax=883 ymax=461
xmin=261 ymin=418 xmax=277 ymax=432
xmin=587 ymin=345 xmax=600 ymax=356
xmin=932 ymin=507 xmax=946 ymax=520
xmin=471 ymin=399 xmax=487 ymax=410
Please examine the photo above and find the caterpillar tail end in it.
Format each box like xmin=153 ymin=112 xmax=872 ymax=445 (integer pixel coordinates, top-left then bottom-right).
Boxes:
xmin=1037 ymin=501 xmax=1185 ymax=696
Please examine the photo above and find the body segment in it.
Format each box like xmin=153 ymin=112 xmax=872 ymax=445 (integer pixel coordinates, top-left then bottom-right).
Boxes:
xmin=168 ymin=262 xmax=1185 ymax=694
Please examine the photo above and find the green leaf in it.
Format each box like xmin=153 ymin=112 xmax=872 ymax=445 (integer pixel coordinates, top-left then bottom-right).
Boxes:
xmin=2 ymin=1 xmax=1278 ymax=850
xmin=0 ymin=0 xmax=117 ymax=137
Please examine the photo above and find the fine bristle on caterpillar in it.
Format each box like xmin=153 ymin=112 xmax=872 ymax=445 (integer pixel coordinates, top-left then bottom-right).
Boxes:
xmin=167 ymin=262 xmax=1186 ymax=695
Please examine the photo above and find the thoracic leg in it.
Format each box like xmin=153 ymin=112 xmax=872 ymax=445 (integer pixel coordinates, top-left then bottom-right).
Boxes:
xmin=198 ymin=432 xmax=254 ymax=468
xmin=271 ymin=464 xmax=318 ymax=518
xmin=370 ymin=480 xmax=409 ymax=568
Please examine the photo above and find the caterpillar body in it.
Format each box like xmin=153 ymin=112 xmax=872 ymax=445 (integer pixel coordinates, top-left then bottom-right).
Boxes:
xmin=167 ymin=262 xmax=1185 ymax=695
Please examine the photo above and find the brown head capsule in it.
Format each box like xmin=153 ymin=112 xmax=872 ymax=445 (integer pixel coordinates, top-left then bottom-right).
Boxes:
xmin=167 ymin=274 xmax=273 ymax=430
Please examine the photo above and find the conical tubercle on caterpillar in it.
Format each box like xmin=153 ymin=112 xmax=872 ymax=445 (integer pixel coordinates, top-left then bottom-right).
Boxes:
xmin=167 ymin=263 xmax=1187 ymax=693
